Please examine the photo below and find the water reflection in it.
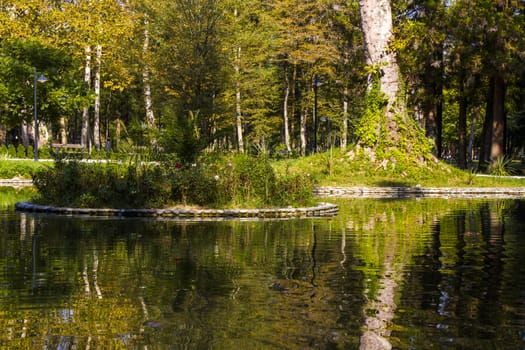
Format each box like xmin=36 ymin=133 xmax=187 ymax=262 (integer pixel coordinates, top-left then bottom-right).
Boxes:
xmin=0 ymin=198 xmax=524 ymax=349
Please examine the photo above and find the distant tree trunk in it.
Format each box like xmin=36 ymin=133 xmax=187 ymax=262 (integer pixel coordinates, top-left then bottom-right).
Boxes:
xmin=300 ymin=107 xmax=307 ymax=156
xmin=93 ymin=44 xmax=102 ymax=150
xmin=81 ymin=46 xmax=91 ymax=149
xmin=235 ymin=46 xmax=244 ymax=153
xmin=283 ymin=69 xmax=291 ymax=153
xmin=457 ymin=77 xmax=468 ymax=169
xmin=467 ymin=107 xmax=479 ymax=168
xmin=479 ymin=74 xmax=506 ymax=171
xmin=59 ymin=116 xmax=67 ymax=144
xmin=234 ymin=8 xmax=244 ymax=154
xmin=341 ymin=86 xmax=349 ymax=151
xmin=20 ymin=121 xmax=29 ymax=148
xmin=490 ymin=74 xmax=506 ymax=160
xmin=478 ymin=78 xmax=494 ymax=171
xmin=143 ymin=17 xmax=155 ymax=129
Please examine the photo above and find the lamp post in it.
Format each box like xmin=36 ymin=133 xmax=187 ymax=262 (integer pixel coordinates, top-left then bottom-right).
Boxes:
xmin=33 ymin=68 xmax=47 ymax=161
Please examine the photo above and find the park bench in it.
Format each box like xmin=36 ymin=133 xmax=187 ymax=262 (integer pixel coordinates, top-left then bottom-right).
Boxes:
xmin=50 ymin=143 xmax=85 ymax=159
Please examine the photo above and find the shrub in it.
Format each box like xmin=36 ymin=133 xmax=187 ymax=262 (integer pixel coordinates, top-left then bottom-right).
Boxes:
xmin=7 ymin=145 xmax=16 ymax=158
xmin=33 ymin=154 xmax=315 ymax=209
xmin=487 ymin=156 xmax=519 ymax=176
xmin=39 ymin=146 xmax=51 ymax=159
xmin=0 ymin=145 xmax=8 ymax=159
xmin=16 ymin=145 xmax=26 ymax=158
xmin=27 ymin=146 xmax=34 ymax=159
xmin=170 ymin=165 xmax=218 ymax=206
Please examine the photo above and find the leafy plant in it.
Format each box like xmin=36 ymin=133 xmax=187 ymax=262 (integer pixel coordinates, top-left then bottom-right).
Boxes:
xmin=487 ymin=156 xmax=519 ymax=176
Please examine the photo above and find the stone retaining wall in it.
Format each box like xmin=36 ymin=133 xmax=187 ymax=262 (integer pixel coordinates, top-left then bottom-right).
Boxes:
xmin=314 ymin=186 xmax=525 ymax=198
xmin=14 ymin=201 xmax=339 ymax=219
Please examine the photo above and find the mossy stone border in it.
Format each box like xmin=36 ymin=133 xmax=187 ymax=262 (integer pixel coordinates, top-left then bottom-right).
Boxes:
xmin=14 ymin=201 xmax=339 ymax=219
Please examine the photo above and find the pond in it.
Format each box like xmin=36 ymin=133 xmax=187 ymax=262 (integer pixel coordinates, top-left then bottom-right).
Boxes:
xmin=1 ymin=188 xmax=524 ymax=349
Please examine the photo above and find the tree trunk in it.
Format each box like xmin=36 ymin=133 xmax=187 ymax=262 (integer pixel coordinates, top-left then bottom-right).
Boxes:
xmin=283 ymin=69 xmax=291 ymax=153
xmin=358 ymin=0 xmax=401 ymax=147
xmin=467 ymin=107 xmax=479 ymax=168
xmin=457 ymin=82 xmax=467 ymax=169
xmin=300 ymin=107 xmax=307 ymax=156
xmin=143 ymin=17 xmax=155 ymax=129
xmin=81 ymin=46 xmax=91 ymax=149
xmin=478 ymin=77 xmax=494 ymax=171
xmin=20 ymin=121 xmax=29 ymax=148
xmin=234 ymin=8 xmax=244 ymax=154
xmin=490 ymin=74 xmax=506 ymax=160
xmin=341 ymin=86 xmax=349 ymax=151
xmin=235 ymin=45 xmax=244 ymax=153
xmin=358 ymin=0 xmax=399 ymax=113
xmin=59 ymin=116 xmax=67 ymax=144
xmin=93 ymin=44 xmax=102 ymax=150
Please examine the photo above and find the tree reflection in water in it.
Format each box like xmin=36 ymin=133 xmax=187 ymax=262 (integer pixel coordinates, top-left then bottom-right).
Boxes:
xmin=0 ymin=198 xmax=524 ymax=349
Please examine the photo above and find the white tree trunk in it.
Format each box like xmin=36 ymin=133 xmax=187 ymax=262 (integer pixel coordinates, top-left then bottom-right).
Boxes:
xmin=59 ymin=116 xmax=67 ymax=144
xmin=358 ymin=0 xmax=400 ymax=120
xmin=283 ymin=72 xmax=291 ymax=153
xmin=300 ymin=108 xmax=307 ymax=156
xmin=341 ymin=86 xmax=349 ymax=151
xmin=20 ymin=121 xmax=29 ymax=148
xmin=234 ymin=9 xmax=244 ymax=153
xmin=81 ymin=46 xmax=91 ymax=148
xmin=93 ymin=44 xmax=102 ymax=150
xmin=143 ymin=17 xmax=155 ymax=128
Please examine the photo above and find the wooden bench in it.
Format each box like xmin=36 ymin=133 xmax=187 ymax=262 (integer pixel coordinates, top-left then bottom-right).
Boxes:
xmin=50 ymin=143 xmax=85 ymax=158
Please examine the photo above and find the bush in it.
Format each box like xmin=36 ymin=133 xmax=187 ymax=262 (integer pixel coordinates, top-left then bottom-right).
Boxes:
xmin=0 ymin=145 xmax=8 ymax=159
xmin=33 ymin=154 xmax=315 ymax=209
xmin=0 ymin=159 xmax=48 ymax=179
xmin=170 ymin=165 xmax=218 ymax=206
xmin=16 ymin=145 xmax=26 ymax=158
xmin=7 ymin=145 xmax=16 ymax=158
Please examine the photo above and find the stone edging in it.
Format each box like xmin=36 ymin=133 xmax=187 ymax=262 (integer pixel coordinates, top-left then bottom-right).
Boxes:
xmin=14 ymin=201 xmax=339 ymax=219
xmin=0 ymin=178 xmax=33 ymax=186
xmin=314 ymin=186 xmax=525 ymax=199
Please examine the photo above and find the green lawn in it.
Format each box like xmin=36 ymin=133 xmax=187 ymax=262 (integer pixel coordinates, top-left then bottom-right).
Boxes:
xmin=1 ymin=152 xmax=524 ymax=188
xmin=272 ymin=149 xmax=525 ymax=188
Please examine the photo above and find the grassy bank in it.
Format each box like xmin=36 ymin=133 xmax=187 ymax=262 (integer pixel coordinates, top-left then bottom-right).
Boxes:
xmin=273 ymin=148 xmax=525 ymax=188
xmin=0 ymin=159 xmax=51 ymax=180
xmin=2 ymin=150 xmax=525 ymax=188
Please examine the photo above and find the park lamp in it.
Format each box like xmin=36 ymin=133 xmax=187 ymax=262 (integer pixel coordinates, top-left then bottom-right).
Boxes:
xmin=33 ymin=68 xmax=47 ymax=161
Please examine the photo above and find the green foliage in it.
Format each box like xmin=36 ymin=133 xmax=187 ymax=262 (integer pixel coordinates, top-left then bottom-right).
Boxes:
xmin=160 ymin=111 xmax=207 ymax=164
xmin=32 ymin=154 xmax=315 ymax=209
xmin=0 ymin=159 xmax=48 ymax=179
xmin=170 ymin=164 xmax=218 ymax=206
xmin=33 ymin=161 xmax=170 ymax=208
xmin=38 ymin=146 xmax=51 ymax=159
xmin=0 ymin=186 xmax=37 ymax=211
xmin=0 ymin=145 xmax=8 ymax=159
xmin=26 ymin=146 xmax=34 ymax=159
xmin=487 ymin=156 xmax=519 ymax=176
xmin=354 ymin=78 xmax=387 ymax=148
xmin=273 ymin=147 xmax=525 ymax=188
xmin=16 ymin=145 xmax=26 ymax=158
xmin=7 ymin=145 xmax=16 ymax=158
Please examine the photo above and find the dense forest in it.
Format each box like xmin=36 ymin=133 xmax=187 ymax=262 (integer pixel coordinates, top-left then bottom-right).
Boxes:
xmin=0 ymin=0 xmax=524 ymax=170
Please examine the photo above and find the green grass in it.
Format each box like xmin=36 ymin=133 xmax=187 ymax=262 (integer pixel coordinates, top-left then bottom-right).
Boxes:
xmin=0 ymin=159 xmax=52 ymax=179
xmin=273 ymin=148 xmax=525 ymax=188
xmin=1 ymin=151 xmax=524 ymax=188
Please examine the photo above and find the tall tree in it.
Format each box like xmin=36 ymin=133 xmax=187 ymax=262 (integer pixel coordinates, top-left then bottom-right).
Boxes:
xmin=356 ymin=0 xmax=432 ymax=168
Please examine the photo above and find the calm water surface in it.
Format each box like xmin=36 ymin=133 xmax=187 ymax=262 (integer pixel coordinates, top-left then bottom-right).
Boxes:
xmin=1 ymin=191 xmax=524 ymax=349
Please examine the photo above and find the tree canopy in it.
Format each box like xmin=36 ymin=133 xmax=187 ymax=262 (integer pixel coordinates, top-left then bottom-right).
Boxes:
xmin=0 ymin=0 xmax=524 ymax=171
